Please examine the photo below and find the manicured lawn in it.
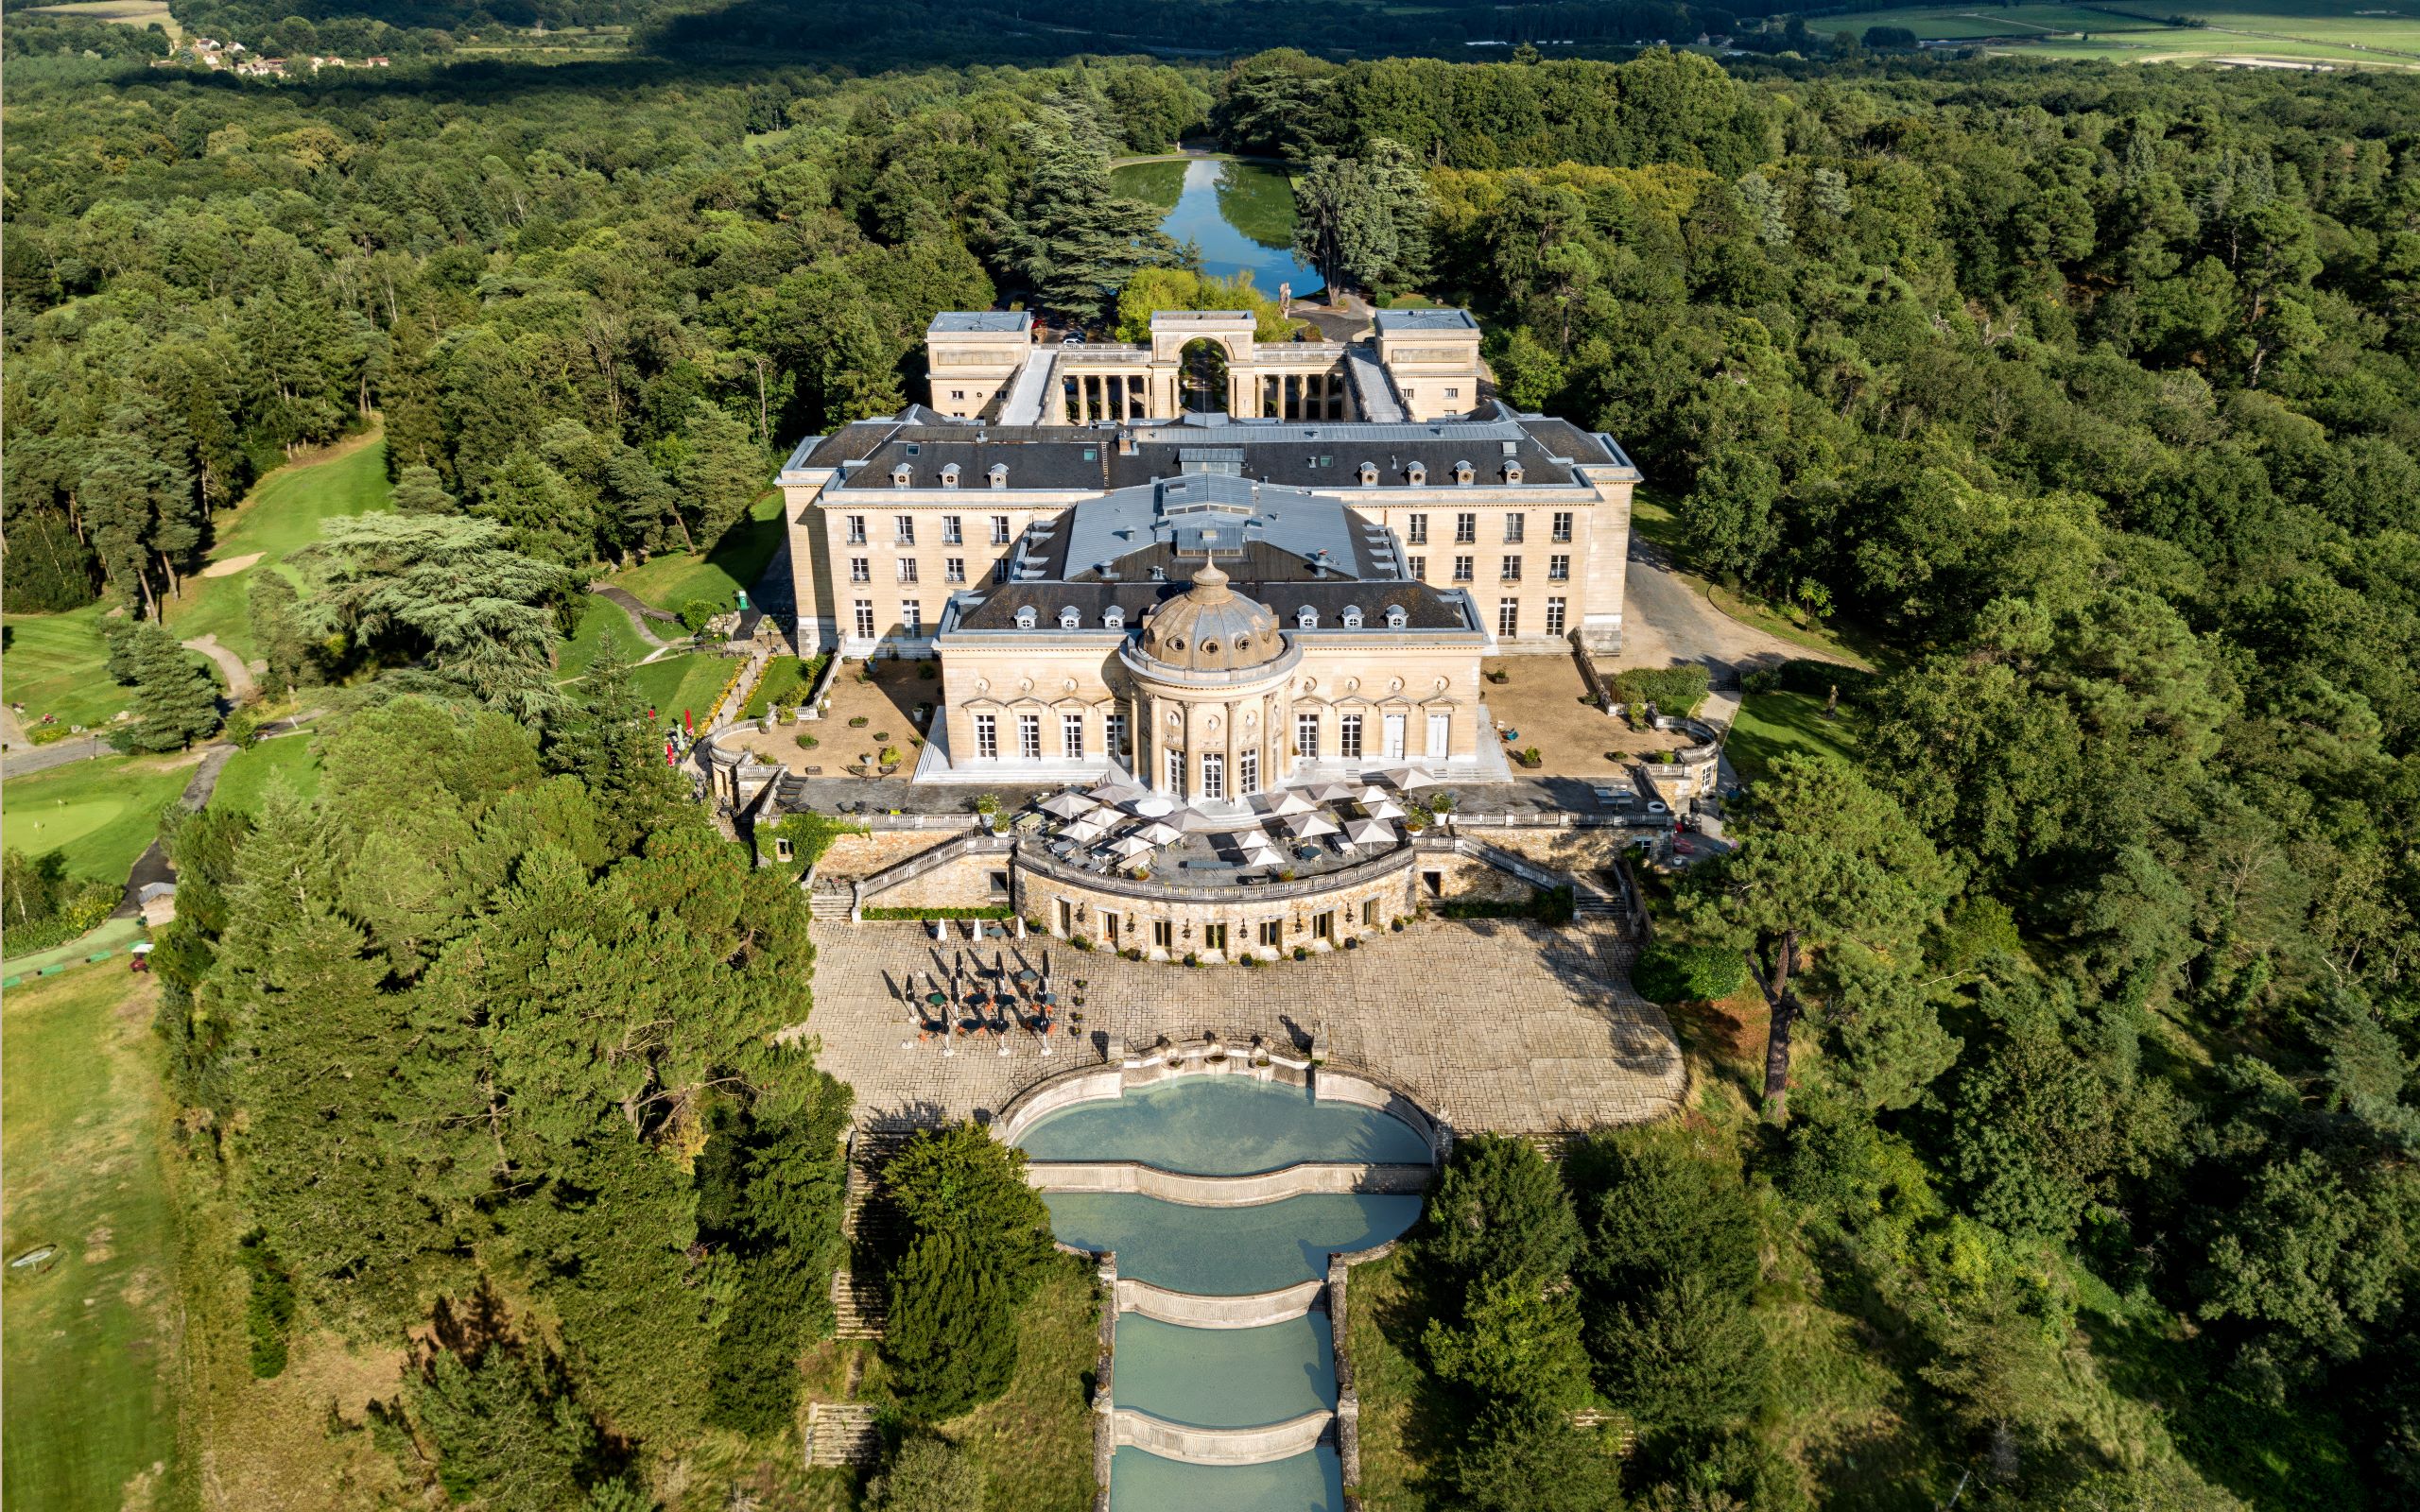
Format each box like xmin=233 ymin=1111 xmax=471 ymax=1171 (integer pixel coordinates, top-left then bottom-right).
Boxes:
xmin=1726 ymin=690 xmax=1861 ymax=786
xmin=163 ymin=434 xmax=393 ymax=662
xmin=0 ymin=967 xmax=187 ymax=1512
xmin=2 ymin=606 xmax=129 ymax=730
xmin=208 ymin=731 xmax=323 ymax=816
xmin=553 ymin=599 xmax=732 ymax=730
xmin=605 ymin=491 xmax=786 ymax=614
xmin=744 ymin=654 xmax=827 ymax=718
xmin=1 ymin=756 xmax=192 ymax=884
xmin=556 ymin=598 xmax=660 ymax=680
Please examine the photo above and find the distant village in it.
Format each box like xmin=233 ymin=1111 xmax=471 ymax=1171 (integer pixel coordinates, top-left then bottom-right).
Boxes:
xmin=152 ymin=36 xmax=390 ymax=77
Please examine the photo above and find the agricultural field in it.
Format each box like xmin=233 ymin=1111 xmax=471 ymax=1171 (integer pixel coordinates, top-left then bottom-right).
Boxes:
xmin=20 ymin=0 xmax=179 ymax=41
xmin=162 ymin=433 xmax=393 ymax=663
xmin=0 ymin=967 xmax=186 ymax=1512
xmin=1813 ymin=4 xmax=2420 ymax=68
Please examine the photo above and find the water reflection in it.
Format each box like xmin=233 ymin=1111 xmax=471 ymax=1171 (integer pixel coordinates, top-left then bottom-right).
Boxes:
xmin=1114 ymin=157 xmax=1324 ymax=299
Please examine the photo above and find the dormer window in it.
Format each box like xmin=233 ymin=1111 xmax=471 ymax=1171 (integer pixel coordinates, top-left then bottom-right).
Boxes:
xmin=1058 ymin=607 xmax=1080 ymax=630
xmin=1014 ymin=607 xmax=1037 ymax=629
xmin=1453 ymin=460 xmax=1474 ymax=485
xmin=941 ymin=464 xmax=961 ymax=490
xmin=1104 ymin=606 xmax=1126 ymax=629
xmin=1406 ymin=461 xmax=1427 ymax=486
xmin=1503 ymin=462 xmax=1524 ymax=485
xmin=1384 ymin=606 xmax=1408 ymax=628
xmin=890 ymin=464 xmax=912 ymax=489
xmin=1296 ymin=607 xmax=1319 ymax=629
xmin=1357 ymin=461 xmax=1378 ymax=487
xmin=988 ymin=463 xmax=1008 ymax=490
xmin=1340 ymin=606 xmax=1363 ymax=628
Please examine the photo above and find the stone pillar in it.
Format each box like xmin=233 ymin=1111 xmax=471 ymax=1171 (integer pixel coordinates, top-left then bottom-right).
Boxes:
xmin=1222 ymin=698 xmax=1238 ymax=802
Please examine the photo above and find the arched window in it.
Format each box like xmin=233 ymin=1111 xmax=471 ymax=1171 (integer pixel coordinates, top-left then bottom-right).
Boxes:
xmin=941 ymin=463 xmax=961 ymax=489
xmin=1296 ymin=607 xmax=1319 ymax=629
xmin=1357 ymin=461 xmax=1378 ymax=487
xmin=1340 ymin=605 xmax=1363 ymax=628
xmin=1014 ymin=606 xmax=1037 ymax=629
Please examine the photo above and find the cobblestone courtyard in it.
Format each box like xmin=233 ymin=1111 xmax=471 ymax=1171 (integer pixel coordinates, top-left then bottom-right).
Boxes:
xmin=804 ymin=918 xmax=1686 ymax=1138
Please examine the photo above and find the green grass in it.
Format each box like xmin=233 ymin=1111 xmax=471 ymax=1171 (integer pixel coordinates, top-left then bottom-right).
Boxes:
xmin=1816 ymin=3 xmax=2420 ymax=68
xmin=162 ymin=435 xmax=393 ymax=662
xmin=2 ymin=606 xmax=130 ymax=730
xmin=1 ymin=756 xmax=192 ymax=884
xmin=605 ymin=491 xmax=786 ymax=614
xmin=1341 ymin=1248 xmax=1447 ymax=1511
xmin=1 ymin=967 xmax=187 ymax=1512
xmin=1726 ymin=690 xmax=1862 ymax=786
xmin=743 ymin=654 xmax=826 ymax=718
xmin=208 ymin=733 xmax=322 ymax=816
xmin=936 ymin=1258 xmax=1100 ymax=1512
xmin=551 ymin=598 xmax=732 ymax=730
xmin=556 ymin=598 xmax=659 ymax=680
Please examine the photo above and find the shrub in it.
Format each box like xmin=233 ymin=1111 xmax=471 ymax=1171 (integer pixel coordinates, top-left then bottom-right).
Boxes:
xmin=1236 ymin=953 xmax=1261 ymax=967
xmin=1512 ymin=747 xmax=1542 ymax=768
xmin=973 ymin=792 xmax=1000 ymax=816
xmin=848 ymin=715 xmax=870 ymax=729
xmin=1632 ymin=940 xmax=1748 ymax=1004
xmin=679 ymin=597 xmax=720 ymax=634
xmin=873 ymin=730 xmax=890 ymax=742
xmin=877 ymin=746 xmax=900 ymax=765
xmin=861 ymin=905 xmax=1011 ymax=921
xmin=238 ymin=1228 xmax=296 ymax=1379
xmin=917 ymin=662 xmax=936 ymax=679
xmin=884 ymin=1123 xmax=1054 ymax=1274
xmin=1419 ymin=1133 xmax=1582 ymax=1294
xmin=1068 ymin=935 xmax=1094 ymax=952
xmin=868 ymin=1436 xmax=984 ymax=1512
xmin=1292 ymin=945 xmax=1308 ymax=960
xmin=1124 ymin=947 xmax=1144 ymax=961
xmin=1607 ymin=664 xmax=1710 ymax=716
xmin=1184 ymin=952 xmax=1200 ymax=967
xmin=1774 ymin=658 xmax=1876 ymax=701
xmin=885 ymin=1230 xmax=1019 ymax=1421
xmin=1740 ymin=668 xmax=1781 ymax=696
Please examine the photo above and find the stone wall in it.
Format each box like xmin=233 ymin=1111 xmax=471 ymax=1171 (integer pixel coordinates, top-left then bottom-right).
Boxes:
xmin=1024 ymin=1160 xmax=1431 ymax=1206
xmin=1413 ymin=850 xmax=1536 ymax=904
xmin=1110 ymin=1406 xmax=1334 ymax=1466
xmin=857 ymin=850 xmax=1011 ymax=912
xmin=1017 ymin=849 xmax=1420 ymax=960
xmin=813 ymin=830 xmax=964 ymax=884
xmin=1114 ymin=1277 xmax=1325 ymax=1328
xmin=1447 ymin=825 xmax=1634 ymax=876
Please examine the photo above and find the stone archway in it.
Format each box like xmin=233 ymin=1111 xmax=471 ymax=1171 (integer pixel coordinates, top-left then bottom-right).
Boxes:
xmin=1178 ymin=337 xmax=1230 ymax=414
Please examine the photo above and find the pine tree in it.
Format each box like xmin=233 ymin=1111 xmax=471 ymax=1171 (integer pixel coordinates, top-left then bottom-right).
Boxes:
xmin=391 ymin=462 xmax=459 ymax=515
xmin=124 ymin=622 xmax=221 ymax=752
xmin=249 ymin=571 xmax=317 ymax=697
xmin=885 ymin=1229 xmax=1019 ymax=1421
xmin=994 ymin=105 xmax=1173 ymax=322
xmin=405 ymin=1299 xmax=600 ymax=1512
xmin=82 ymin=403 xmax=201 ymax=616
xmin=546 ymin=633 xmax=682 ymax=852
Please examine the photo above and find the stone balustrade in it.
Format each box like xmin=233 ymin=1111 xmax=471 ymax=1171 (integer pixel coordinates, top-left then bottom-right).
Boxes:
xmin=1023 ymin=1159 xmax=1431 ymax=1207
xmin=1114 ymin=1276 xmax=1325 ymax=1328
xmin=1110 ymin=1405 xmax=1335 ymax=1466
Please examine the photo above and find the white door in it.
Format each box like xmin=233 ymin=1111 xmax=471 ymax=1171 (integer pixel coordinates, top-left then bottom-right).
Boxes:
xmin=1382 ymin=713 xmax=1407 ymax=762
xmin=1426 ymin=712 xmax=1450 ymax=761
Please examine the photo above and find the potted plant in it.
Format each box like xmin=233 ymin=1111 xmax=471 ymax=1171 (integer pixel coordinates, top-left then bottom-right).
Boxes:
xmin=1292 ymin=945 xmax=1309 ymax=961
xmin=848 ymin=715 xmax=870 ymax=729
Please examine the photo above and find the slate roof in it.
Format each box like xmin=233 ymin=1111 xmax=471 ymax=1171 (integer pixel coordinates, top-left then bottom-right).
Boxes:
xmin=1372 ymin=308 xmax=1480 ymax=333
xmin=929 ymin=311 xmax=1032 ymax=334
xmin=949 ymin=578 xmax=1477 ymax=633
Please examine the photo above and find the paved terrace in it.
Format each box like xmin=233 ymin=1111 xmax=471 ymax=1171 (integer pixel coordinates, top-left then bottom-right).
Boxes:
xmin=803 ymin=918 xmax=1685 ymax=1139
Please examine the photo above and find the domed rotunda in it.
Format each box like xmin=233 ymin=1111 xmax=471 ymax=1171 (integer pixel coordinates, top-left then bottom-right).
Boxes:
xmin=1134 ymin=560 xmax=1285 ymax=675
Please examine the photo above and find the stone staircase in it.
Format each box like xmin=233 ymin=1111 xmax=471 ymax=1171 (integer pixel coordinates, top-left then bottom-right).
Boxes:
xmin=804 ymin=1402 xmax=881 ymax=1467
xmin=830 ymin=1269 xmax=886 ymax=1340
xmin=808 ymin=885 xmax=854 ymax=920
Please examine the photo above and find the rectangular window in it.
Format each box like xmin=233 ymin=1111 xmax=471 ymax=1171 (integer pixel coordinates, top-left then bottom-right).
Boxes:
xmin=894 ymin=514 xmax=915 ymax=546
xmin=1453 ymin=556 xmax=1474 ymax=583
xmin=1548 ymin=553 xmax=1570 ymax=581
xmin=896 ymin=558 xmax=918 ymax=583
xmin=901 ymin=600 xmax=922 ymax=637
xmin=1503 ymin=514 xmax=1526 ymax=543
xmin=845 ymin=515 xmax=867 ymax=545
xmin=1295 ymin=713 xmax=1320 ymax=758
xmin=1406 ymin=513 xmax=1428 ymax=545
xmin=1408 ymin=556 xmax=1426 ymax=580
xmin=1017 ymin=713 xmax=1041 ymax=761
xmin=1201 ymin=751 xmax=1225 ymax=801
xmin=1498 ymin=598 xmax=1519 ymax=637
xmin=991 ymin=515 xmax=1011 ymax=545
xmin=853 ymin=599 xmax=874 ymax=638
xmin=1063 ymin=713 xmax=1084 ymax=760
xmin=945 ymin=557 xmax=966 ymax=583
xmin=1340 ymin=714 xmax=1363 ymax=759
xmin=1107 ymin=712 xmax=1130 ymax=764
xmin=1362 ymin=898 xmax=1378 ymax=926
xmin=1501 ymin=556 xmax=1522 ymax=582
xmin=1166 ymin=748 xmax=1184 ymax=796
xmin=1551 ymin=510 xmax=1574 ymax=542
xmin=1259 ymin=919 xmax=1283 ymax=947
xmin=1240 ymin=747 xmax=1259 ymax=796
xmin=1455 ymin=512 xmax=1477 ymax=543
xmin=1443 ymin=387 xmax=1461 ymax=400
xmin=942 ymin=515 xmax=963 ymax=545
xmin=849 ymin=557 xmax=871 ymax=583
xmin=1313 ymin=911 xmax=1334 ymax=940
xmin=975 ymin=713 xmax=997 ymax=760
xmin=1546 ymin=596 xmax=1566 ymax=636
xmin=1153 ymin=919 xmax=1174 ymax=950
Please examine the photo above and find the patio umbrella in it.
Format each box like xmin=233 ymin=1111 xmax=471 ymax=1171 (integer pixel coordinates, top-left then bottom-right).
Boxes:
xmin=1344 ymin=816 xmax=1395 ymax=845
xmin=1353 ymin=784 xmax=1393 ymax=805
xmin=1253 ymin=790 xmax=1317 ymax=816
xmin=1108 ymin=834 xmax=1157 ymax=859
xmin=1038 ymin=790 xmax=1098 ymax=820
xmin=1063 ymin=815 xmax=1114 ymax=842
xmin=1089 ymin=777 xmax=1147 ymax=804
xmin=1376 ymin=766 xmax=1442 ymax=791
xmin=1237 ymin=833 xmax=1283 ymax=862
xmin=1285 ymin=812 xmax=1340 ymax=838
xmin=1304 ymin=781 xmax=1357 ymax=804
xmin=1172 ymin=806 xmax=1233 ymax=834
xmin=1134 ymin=820 xmax=1183 ymax=845
xmin=1364 ymin=799 xmax=1408 ymax=820
xmin=1131 ymin=795 xmax=1176 ymax=817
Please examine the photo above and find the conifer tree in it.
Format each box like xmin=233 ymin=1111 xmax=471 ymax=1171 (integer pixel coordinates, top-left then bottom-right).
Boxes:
xmin=123 ymin=622 xmax=221 ymax=752
xmin=390 ymin=462 xmax=459 ymax=515
xmin=885 ymin=1229 xmax=1019 ymax=1420
xmin=993 ymin=103 xmax=1172 ymax=322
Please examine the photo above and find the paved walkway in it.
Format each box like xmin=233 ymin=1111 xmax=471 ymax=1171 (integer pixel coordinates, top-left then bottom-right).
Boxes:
xmin=805 ymin=919 xmax=1685 ymax=1138
xmin=586 ymin=585 xmax=676 ymax=649
xmin=182 ymin=633 xmax=256 ymax=703
xmin=1616 ymin=535 xmax=1818 ymax=685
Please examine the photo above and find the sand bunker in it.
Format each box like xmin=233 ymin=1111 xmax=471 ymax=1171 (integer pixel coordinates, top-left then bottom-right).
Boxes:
xmin=199 ymin=552 xmax=264 ymax=578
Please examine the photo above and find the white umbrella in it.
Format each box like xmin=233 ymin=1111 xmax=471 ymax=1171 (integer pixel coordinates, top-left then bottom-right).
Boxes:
xmin=1285 ymin=812 xmax=1340 ymax=838
xmin=1132 ymin=795 xmax=1176 ymax=817
xmin=1090 ymin=776 xmax=1147 ymax=804
xmin=1344 ymin=816 xmax=1394 ymax=845
xmin=1108 ymin=834 xmax=1157 ymax=859
xmin=1253 ymin=790 xmax=1317 ymax=816
xmin=1237 ymin=833 xmax=1283 ymax=861
xmin=1376 ymin=766 xmax=1441 ymax=791
xmin=1364 ymin=799 xmax=1408 ymax=820
xmin=1305 ymin=781 xmax=1357 ymax=804
xmin=1134 ymin=820 xmax=1183 ymax=845
xmin=1063 ymin=815 xmax=1114 ymax=842
xmin=1039 ymin=790 xmax=1098 ymax=820
xmin=1353 ymin=784 xmax=1392 ymax=805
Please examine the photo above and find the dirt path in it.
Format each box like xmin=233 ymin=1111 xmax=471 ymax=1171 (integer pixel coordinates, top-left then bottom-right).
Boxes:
xmin=182 ymin=634 xmax=256 ymax=703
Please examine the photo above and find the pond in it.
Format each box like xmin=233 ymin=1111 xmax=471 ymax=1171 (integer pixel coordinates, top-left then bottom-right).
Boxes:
xmin=1113 ymin=157 xmax=1324 ymax=301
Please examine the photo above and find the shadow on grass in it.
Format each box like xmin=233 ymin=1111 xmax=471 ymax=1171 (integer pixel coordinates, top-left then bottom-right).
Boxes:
xmin=1728 ymin=692 xmax=1862 ymax=786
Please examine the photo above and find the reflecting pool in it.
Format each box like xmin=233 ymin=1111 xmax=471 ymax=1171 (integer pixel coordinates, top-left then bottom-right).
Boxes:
xmin=1043 ymin=1193 xmax=1421 ymax=1296
xmin=1108 ymin=1443 xmax=1344 ymax=1512
xmin=1112 ymin=157 xmax=1324 ymax=299
xmin=1019 ymin=1076 xmax=1432 ymax=1175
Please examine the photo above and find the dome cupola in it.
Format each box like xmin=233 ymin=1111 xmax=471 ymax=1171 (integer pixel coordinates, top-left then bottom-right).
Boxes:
xmin=1137 ymin=558 xmax=1285 ymax=673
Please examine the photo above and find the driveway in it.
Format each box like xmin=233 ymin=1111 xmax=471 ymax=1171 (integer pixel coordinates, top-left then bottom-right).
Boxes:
xmin=1615 ymin=535 xmax=1814 ymax=684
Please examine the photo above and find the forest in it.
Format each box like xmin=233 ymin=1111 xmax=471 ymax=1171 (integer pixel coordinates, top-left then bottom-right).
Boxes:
xmin=3 ymin=15 xmax=2419 ymax=1512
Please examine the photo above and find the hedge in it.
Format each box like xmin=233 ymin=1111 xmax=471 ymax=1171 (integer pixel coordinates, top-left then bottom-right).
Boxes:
xmin=1772 ymin=659 xmax=1878 ymax=701
xmin=1606 ymin=664 xmax=1710 ymax=716
xmin=862 ymin=905 xmax=1013 ymax=921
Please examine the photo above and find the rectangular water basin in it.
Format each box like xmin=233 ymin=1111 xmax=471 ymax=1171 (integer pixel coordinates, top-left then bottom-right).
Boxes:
xmin=1044 ymin=1193 xmax=1422 ymax=1295
xmin=1110 ymin=1442 xmax=1343 ymax=1512
xmin=1113 ymin=1313 xmax=1336 ymax=1429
